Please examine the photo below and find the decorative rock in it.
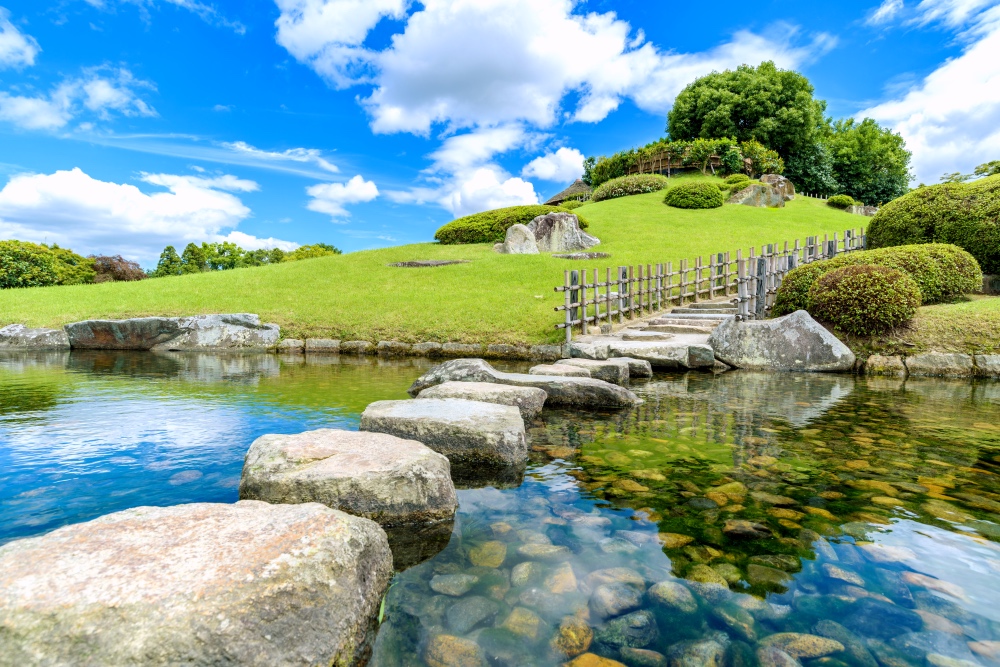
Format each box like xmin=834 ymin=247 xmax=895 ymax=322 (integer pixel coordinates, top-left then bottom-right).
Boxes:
xmin=566 ymin=654 xmax=628 ymax=667
xmin=305 ymin=338 xmax=340 ymax=353
xmin=559 ymin=358 xmax=630 ymax=385
xmin=530 ymin=344 xmax=563 ymax=361
xmin=747 ymin=565 xmax=792 ymax=588
xmin=585 ymin=568 xmax=646 ymax=591
xmin=360 ymin=398 xmax=527 ymax=467
xmin=728 ymin=184 xmax=785 ymax=207
xmin=757 ymin=646 xmax=803 ymax=667
xmin=687 ymin=564 xmax=729 ymax=586
xmin=377 ymin=341 xmax=412 ymax=356
xmin=843 ymin=599 xmax=922 ymax=640
xmin=594 ymin=610 xmax=659 ymax=652
xmin=441 ymin=342 xmax=484 ymax=357
xmin=760 ymin=174 xmax=796 ymax=200
xmin=485 ymin=343 xmax=530 ymax=359
xmin=866 ymin=355 xmax=906 ymax=377
xmin=813 ymin=620 xmax=878 ymax=667
xmin=407 ymin=358 xmax=642 ymax=408
xmin=469 ymin=540 xmax=508 ymax=568
xmin=709 ymin=310 xmax=855 ymax=372
xmin=527 ymin=212 xmax=600 ymax=253
xmin=552 ymin=616 xmax=594 ymax=657
xmin=0 ymin=501 xmax=392 ymax=666
xmin=389 ymin=260 xmax=470 ymax=268
xmin=65 ymin=314 xmax=279 ymax=351
xmin=418 ymin=381 xmax=547 ymax=420
xmin=618 ymin=356 xmax=654 ymax=378
xmin=496 ymin=223 xmax=540 ymax=255
xmin=239 ymin=429 xmax=457 ymax=527
xmin=648 ymin=581 xmax=698 ymax=613
xmin=276 ymin=338 xmax=305 ymax=353
xmin=430 ymin=573 xmax=479 ymax=596
xmin=545 ymin=562 xmax=578 ymax=594
xmin=412 ymin=341 xmax=444 ymax=356
xmin=0 ymin=324 xmax=69 ymax=349
xmin=425 ymin=634 xmax=487 ymax=667
xmin=446 ymin=595 xmax=499 ymax=634
xmin=906 ymin=353 xmax=974 ymax=378
xmin=572 ymin=342 xmax=612 ymax=360
xmin=724 ymin=519 xmax=772 ymax=538
xmin=511 ymin=561 xmax=544 ymax=586
xmin=975 ymin=355 xmax=1000 ymax=378
xmin=667 ymin=639 xmax=726 ymax=667
xmin=530 ymin=363 xmax=593 ymax=377
xmin=501 ymin=606 xmax=546 ymax=639
xmin=554 ymin=252 xmax=612 ymax=260
xmin=591 ymin=582 xmax=643 ymax=619
xmin=760 ymin=633 xmax=845 ymax=658
xmin=621 ymin=647 xmax=669 ymax=667
xmin=341 ymin=340 xmax=375 ymax=354
xmin=609 ymin=341 xmax=716 ymax=369
xmin=517 ymin=543 xmax=570 ymax=560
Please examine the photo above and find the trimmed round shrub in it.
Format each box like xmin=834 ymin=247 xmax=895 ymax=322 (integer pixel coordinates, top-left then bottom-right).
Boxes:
xmin=434 ymin=205 xmax=589 ymax=245
xmin=867 ymin=175 xmax=1000 ymax=274
xmin=808 ymin=265 xmax=921 ymax=336
xmin=591 ymin=174 xmax=670 ymax=202
xmin=663 ymin=182 xmax=725 ymax=209
xmin=560 ymin=199 xmax=584 ymax=210
xmin=0 ymin=240 xmax=59 ymax=289
xmin=724 ymin=173 xmax=751 ymax=185
xmin=771 ymin=243 xmax=982 ymax=316
xmin=827 ymin=194 xmax=857 ymax=209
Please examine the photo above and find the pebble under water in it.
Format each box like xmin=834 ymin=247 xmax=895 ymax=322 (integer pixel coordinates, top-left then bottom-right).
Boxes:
xmin=2 ymin=351 xmax=1000 ymax=667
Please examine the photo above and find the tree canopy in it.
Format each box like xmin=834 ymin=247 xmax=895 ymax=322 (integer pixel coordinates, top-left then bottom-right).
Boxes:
xmin=826 ymin=118 xmax=911 ymax=205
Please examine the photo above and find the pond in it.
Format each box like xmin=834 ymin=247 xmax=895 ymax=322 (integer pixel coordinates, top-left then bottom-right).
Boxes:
xmin=2 ymin=351 xmax=1000 ymax=667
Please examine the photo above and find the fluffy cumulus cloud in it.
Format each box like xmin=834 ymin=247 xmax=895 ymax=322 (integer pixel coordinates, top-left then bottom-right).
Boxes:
xmin=0 ymin=168 xmax=296 ymax=262
xmin=306 ymin=174 xmax=379 ymax=219
xmin=0 ymin=67 xmax=156 ymax=131
xmin=522 ymin=147 xmax=584 ymax=182
xmin=0 ymin=8 xmax=39 ymax=68
xmin=862 ymin=2 xmax=1000 ymax=182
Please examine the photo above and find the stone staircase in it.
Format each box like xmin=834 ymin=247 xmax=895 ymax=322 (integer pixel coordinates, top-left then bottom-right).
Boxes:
xmin=627 ymin=299 xmax=737 ymax=336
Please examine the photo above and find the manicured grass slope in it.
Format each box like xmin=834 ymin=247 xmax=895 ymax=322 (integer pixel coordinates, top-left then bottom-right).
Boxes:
xmin=860 ymin=296 xmax=1000 ymax=355
xmin=0 ymin=180 xmax=861 ymax=344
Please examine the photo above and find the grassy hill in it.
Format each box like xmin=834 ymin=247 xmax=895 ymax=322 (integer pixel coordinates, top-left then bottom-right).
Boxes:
xmin=0 ymin=175 xmax=865 ymax=345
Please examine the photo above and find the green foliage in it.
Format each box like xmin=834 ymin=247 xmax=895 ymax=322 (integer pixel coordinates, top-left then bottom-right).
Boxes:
xmin=809 ymin=264 xmax=920 ymax=336
xmin=152 ymin=246 xmax=183 ymax=277
xmin=785 ymin=142 xmax=839 ymax=196
xmin=663 ymin=182 xmax=725 ymax=209
xmin=584 ymin=138 xmax=741 ymax=188
xmin=560 ymin=199 xmax=584 ymax=210
xmin=47 ymin=246 xmax=96 ymax=285
xmin=866 ymin=175 xmax=1000 ymax=273
xmin=0 ymin=241 xmax=59 ymax=289
xmin=724 ymin=174 xmax=751 ymax=185
xmin=591 ymin=174 xmax=671 ymax=202
xmin=940 ymin=172 xmax=972 ymax=184
xmin=772 ymin=243 xmax=982 ymax=316
xmin=180 ymin=243 xmax=208 ymax=274
xmin=826 ymin=194 xmax=857 ymax=209
xmin=740 ymin=140 xmax=784 ymax=178
xmin=667 ymin=61 xmax=828 ymax=162
xmin=826 ymin=118 xmax=912 ymax=205
xmin=285 ymin=243 xmax=342 ymax=261
xmin=974 ymin=161 xmax=1000 ymax=178
xmin=720 ymin=146 xmax=744 ymax=175
xmin=92 ymin=256 xmax=147 ymax=283
xmin=434 ymin=205 xmax=588 ymax=245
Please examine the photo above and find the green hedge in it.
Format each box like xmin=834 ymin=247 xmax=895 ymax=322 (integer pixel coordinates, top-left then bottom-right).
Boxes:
xmin=591 ymin=174 xmax=670 ymax=202
xmin=663 ymin=182 xmax=725 ymax=209
xmin=809 ymin=265 xmax=921 ymax=336
xmin=772 ymin=243 xmax=982 ymax=316
xmin=434 ymin=205 xmax=589 ymax=245
xmin=866 ymin=175 xmax=1000 ymax=274
xmin=560 ymin=199 xmax=584 ymax=210
xmin=0 ymin=240 xmax=96 ymax=289
xmin=827 ymin=194 xmax=857 ymax=209
xmin=724 ymin=173 xmax=751 ymax=185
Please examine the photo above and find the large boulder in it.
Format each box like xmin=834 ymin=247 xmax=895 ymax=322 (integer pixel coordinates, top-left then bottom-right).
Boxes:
xmin=760 ymin=174 xmax=796 ymax=201
xmin=527 ymin=212 xmax=600 ymax=253
xmin=728 ymin=184 xmax=785 ymax=208
xmin=0 ymin=324 xmax=70 ymax=349
xmin=360 ymin=398 xmax=528 ymax=468
xmin=406 ymin=358 xmax=642 ymax=408
xmin=239 ymin=429 xmax=457 ymax=526
xmin=64 ymin=314 xmax=279 ymax=351
xmin=608 ymin=341 xmax=716 ymax=370
xmin=708 ymin=310 xmax=855 ymax=372
xmin=495 ymin=224 xmax=540 ymax=255
xmin=417 ymin=381 xmax=547 ymax=420
xmin=0 ymin=501 xmax=392 ymax=667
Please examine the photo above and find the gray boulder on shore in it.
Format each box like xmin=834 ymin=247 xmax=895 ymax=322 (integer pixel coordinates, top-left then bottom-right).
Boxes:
xmin=416 ymin=381 xmax=547 ymax=420
xmin=708 ymin=310 xmax=855 ymax=372
xmin=0 ymin=501 xmax=392 ymax=667
xmin=238 ymin=429 xmax=457 ymax=526
xmin=64 ymin=314 xmax=279 ymax=351
xmin=406 ymin=358 xmax=642 ymax=408
xmin=0 ymin=324 xmax=70 ymax=350
xmin=528 ymin=212 xmax=601 ymax=253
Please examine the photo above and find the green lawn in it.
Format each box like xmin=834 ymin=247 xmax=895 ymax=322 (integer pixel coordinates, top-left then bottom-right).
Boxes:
xmin=0 ymin=176 xmax=864 ymax=345
xmin=858 ymin=295 xmax=1000 ymax=355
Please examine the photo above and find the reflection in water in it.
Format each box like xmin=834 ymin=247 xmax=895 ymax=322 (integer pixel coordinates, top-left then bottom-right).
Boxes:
xmin=2 ymin=353 xmax=1000 ymax=666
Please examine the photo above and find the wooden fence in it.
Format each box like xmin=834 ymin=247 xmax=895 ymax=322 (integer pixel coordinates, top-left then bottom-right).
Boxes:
xmin=554 ymin=227 xmax=867 ymax=342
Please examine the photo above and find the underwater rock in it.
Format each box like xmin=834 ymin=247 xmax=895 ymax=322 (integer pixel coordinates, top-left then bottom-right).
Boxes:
xmin=757 ymin=646 xmax=803 ymax=667
xmin=446 ymin=595 xmax=500 ymax=634
xmin=590 ymin=582 xmax=643 ymax=619
xmin=417 ymin=381 xmax=547 ymax=420
xmin=667 ymin=638 xmax=726 ymax=667
xmin=469 ymin=540 xmax=508 ymax=568
xmin=552 ymin=616 xmax=595 ymax=657
xmin=759 ymin=633 xmax=845 ymax=659
xmin=814 ymin=620 xmax=878 ymax=667
xmin=424 ymin=634 xmax=487 ymax=667
xmin=430 ymin=573 xmax=479 ymax=596
xmin=621 ymin=647 xmax=669 ymax=667
xmin=843 ymin=599 xmax=922 ymax=640
xmin=595 ymin=610 xmax=659 ymax=652
xmin=648 ymin=581 xmax=698 ymax=613
xmin=723 ymin=519 xmax=772 ymax=539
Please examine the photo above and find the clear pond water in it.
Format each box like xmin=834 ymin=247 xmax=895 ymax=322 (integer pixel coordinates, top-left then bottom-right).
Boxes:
xmin=2 ymin=351 xmax=1000 ymax=667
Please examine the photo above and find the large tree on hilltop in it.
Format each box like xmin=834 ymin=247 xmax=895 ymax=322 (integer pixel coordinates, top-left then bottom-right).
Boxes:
xmin=826 ymin=118 xmax=912 ymax=205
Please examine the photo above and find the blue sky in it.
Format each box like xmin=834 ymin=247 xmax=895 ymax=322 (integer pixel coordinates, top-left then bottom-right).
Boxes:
xmin=0 ymin=0 xmax=998 ymax=264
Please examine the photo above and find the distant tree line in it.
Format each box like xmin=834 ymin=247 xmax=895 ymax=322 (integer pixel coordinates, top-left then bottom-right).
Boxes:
xmin=150 ymin=242 xmax=340 ymax=277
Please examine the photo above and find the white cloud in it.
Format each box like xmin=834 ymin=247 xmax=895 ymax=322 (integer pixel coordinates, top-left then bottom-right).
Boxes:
xmin=87 ymin=0 xmax=246 ymax=34
xmin=867 ymin=0 xmax=905 ymax=25
xmin=0 ymin=8 xmax=39 ymax=68
xmin=522 ymin=147 xmax=584 ymax=182
xmin=862 ymin=18 xmax=1000 ymax=183
xmin=0 ymin=67 xmax=156 ymax=131
xmin=221 ymin=141 xmax=339 ymax=174
xmin=306 ymin=174 xmax=379 ymax=219
xmin=911 ymin=0 xmax=997 ymax=28
xmin=0 ymin=168 xmax=295 ymax=262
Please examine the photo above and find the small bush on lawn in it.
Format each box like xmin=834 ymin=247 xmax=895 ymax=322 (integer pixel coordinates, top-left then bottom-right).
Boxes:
xmin=724 ymin=173 xmax=751 ymax=185
xmin=561 ymin=199 xmax=584 ymax=210
xmin=663 ymin=182 xmax=725 ymax=209
xmin=591 ymin=174 xmax=671 ymax=202
xmin=827 ymin=194 xmax=857 ymax=209
xmin=92 ymin=255 xmax=147 ymax=283
xmin=771 ymin=243 xmax=982 ymax=316
xmin=809 ymin=264 xmax=921 ymax=336
xmin=434 ymin=205 xmax=589 ymax=245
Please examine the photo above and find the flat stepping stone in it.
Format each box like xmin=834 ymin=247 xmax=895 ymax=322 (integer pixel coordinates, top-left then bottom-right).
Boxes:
xmin=556 ymin=358 xmax=630 ymax=385
xmin=529 ymin=363 xmax=592 ymax=378
xmin=622 ymin=331 xmax=675 ymax=342
xmin=0 ymin=501 xmax=392 ymax=666
xmin=610 ymin=341 xmax=716 ymax=369
xmin=239 ymin=429 xmax=457 ymax=527
xmin=686 ymin=302 xmax=737 ymax=310
xmin=670 ymin=308 xmax=737 ymax=316
xmin=407 ymin=359 xmax=642 ymax=409
xmin=644 ymin=324 xmax=716 ymax=335
xmin=417 ymin=381 xmax=547 ymax=420
xmin=616 ymin=357 xmax=653 ymax=378
xmin=360 ymin=398 xmax=527 ymax=468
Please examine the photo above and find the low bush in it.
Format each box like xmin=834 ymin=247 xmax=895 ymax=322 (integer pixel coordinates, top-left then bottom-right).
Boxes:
xmin=0 ymin=241 xmax=59 ymax=289
xmin=560 ymin=199 xmax=584 ymax=210
xmin=591 ymin=174 xmax=670 ymax=202
xmin=866 ymin=175 xmax=1000 ymax=273
xmin=827 ymin=194 xmax=857 ymax=209
xmin=809 ymin=265 xmax=921 ymax=336
xmin=434 ymin=205 xmax=589 ymax=245
xmin=724 ymin=173 xmax=751 ymax=185
xmin=663 ymin=182 xmax=725 ymax=209
xmin=92 ymin=255 xmax=147 ymax=283
xmin=771 ymin=243 xmax=982 ymax=316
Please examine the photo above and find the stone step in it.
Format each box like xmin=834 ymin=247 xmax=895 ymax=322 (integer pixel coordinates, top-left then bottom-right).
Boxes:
xmin=642 ymin=324 xmax=716 ymax=334
xmin=649 ymin=317 xmax=725 ymax=327
xmin=670 ymin=308 xmax=737 ymax=316
xmin=686 ymin=302 xmax=736 ymax=310
xmin=621 ymin=331 xmax=676 ymax=342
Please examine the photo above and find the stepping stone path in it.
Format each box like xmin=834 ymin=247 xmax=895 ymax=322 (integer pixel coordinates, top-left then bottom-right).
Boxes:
xmin=556 ymin=358 xmax=630 ymax=385
xmin=238 ymin=429 xmax=458 ymax=526
xmin=360 ymin=398 xmax=528 ymax=467
xmin=530 ymin=363 xmax=593 ymax=378
xmin=0 ymin=501 xmax=392 ymax=666
xmin=416 ymin=381 xmax=547 ymax=420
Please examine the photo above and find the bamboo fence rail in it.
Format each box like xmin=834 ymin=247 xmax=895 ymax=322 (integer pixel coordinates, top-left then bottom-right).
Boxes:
xmin=554 ymin=227 xmax=867 ymax=342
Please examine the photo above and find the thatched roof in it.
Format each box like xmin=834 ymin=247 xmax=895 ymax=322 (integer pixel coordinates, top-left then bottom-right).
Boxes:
xmin=545 ymin=179 xmax=591 ymax=205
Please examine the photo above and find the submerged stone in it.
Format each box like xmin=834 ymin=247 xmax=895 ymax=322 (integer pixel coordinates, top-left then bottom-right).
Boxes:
xmin=648 ymin=580 xmax=698 ymax=613
xmin=552 ymin=616 xmax=594 ymax=657
xmin=595 ymin=610 xmax=659 ymax=652
xmin=843 ymin=599 xmax=922 ymax=640
xmin=760 ymin=633 xmax=845 ymax=658
xmin=446 ymin=595 xmax=500 ymax=634
xmin=621 ymin=646 xmax=669 ymax=667
xmin=424 ymin=634 xmax=487 ymax=667
xmin=667 ymin=639 xmax=726 ymax=667
xmin=590 ymin=582 xmax=643 ymax=619
xmin=430 ymin=573 xmax=479 ymax=596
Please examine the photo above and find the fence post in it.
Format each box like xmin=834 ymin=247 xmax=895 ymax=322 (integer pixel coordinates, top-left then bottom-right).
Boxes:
xmin=679 ymin=259 xmax=688 ymax=305
xmin=737 ymin=259 xmax=748 ymax=320
xmin=580 ymin=270 xmax=588 ymax=336
xmin=618 ymin=266 xmax=627 ymax=324
xmin=563 ymin=270 xmax=572 ymax=343
xmin=755 ymin=257 xmax=767 ymax=319
xmin=627 ymin=265 xmax=635 ymax=319
xmin=693 ymin=257 xmax=702 ymax=303
xmin=605 ymin=267 xmax=612 ymax=329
